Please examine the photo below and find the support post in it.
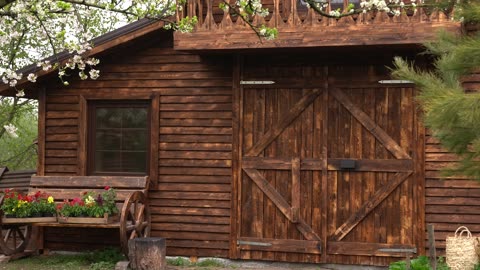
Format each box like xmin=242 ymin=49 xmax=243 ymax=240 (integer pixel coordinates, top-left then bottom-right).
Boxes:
xmin=428 ymin=224 xmax=437 ymax=270
xmin=128 ymin=238 xmax=166 ymax=270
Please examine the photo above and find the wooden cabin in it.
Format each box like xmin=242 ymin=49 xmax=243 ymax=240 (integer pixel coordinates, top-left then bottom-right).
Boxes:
xmin=1 ymin=1 xmax=478 ymax=266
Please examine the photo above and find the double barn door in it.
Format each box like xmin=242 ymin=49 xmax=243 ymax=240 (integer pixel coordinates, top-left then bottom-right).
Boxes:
xmin=234 ymin=71 xmax=422 ymax=264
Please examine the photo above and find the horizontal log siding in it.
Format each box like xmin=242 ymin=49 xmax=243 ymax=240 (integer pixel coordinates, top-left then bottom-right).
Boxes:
xmin=151 ymin=70 xmax=233 ymax=258
xmin=425 ymin=73 xmax=480 ymax=255
xmin=44 ymin=95 xmax=80 ymax=176
xmin=42 ymin=33 xmax=233 ymax=256
xmin=0 ymin=169 xmax=35 ymax=193
xmin=425 ymin=135 xmax=480 ymax=255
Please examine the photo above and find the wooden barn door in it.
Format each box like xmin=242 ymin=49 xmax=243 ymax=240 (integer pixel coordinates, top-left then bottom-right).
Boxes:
xmin=237 ymin=87 xmax=325 ymax=262
xmin=325 ymin=87 xmax=418 ymax=264
xmin=235 ymin=82 xmax=420 ymax=264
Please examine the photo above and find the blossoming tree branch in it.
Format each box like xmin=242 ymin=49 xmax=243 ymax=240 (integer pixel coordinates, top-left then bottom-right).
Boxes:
xmin=0 ymin=0 xmax=463 ymax=141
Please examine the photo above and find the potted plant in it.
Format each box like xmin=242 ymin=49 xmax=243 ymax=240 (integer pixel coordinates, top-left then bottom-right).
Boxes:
xmin=1 ymin=189 xmax=57 ymax=223
xmin=57 ymin=187 xmax=119 ymax=224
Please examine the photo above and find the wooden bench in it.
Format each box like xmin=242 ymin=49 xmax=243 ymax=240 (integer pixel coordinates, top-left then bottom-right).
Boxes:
xmin=0 ymin=176 xmax=151 ymax=256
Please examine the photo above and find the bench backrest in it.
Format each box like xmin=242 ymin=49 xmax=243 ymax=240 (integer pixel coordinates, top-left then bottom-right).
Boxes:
xmin=29 ymin=176 xmax=149 ymax=203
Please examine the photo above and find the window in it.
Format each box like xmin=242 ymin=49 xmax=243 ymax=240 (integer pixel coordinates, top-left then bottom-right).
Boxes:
xmin=88 ymin=101 xmax=150 ymax=175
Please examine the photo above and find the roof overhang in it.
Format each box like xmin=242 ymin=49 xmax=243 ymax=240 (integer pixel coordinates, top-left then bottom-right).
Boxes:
xmin=0 ymin=19 xmax=165 ymax=96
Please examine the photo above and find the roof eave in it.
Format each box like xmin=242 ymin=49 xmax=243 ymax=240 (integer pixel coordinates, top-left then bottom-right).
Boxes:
xmin=0 ymin=19 xmax=165 ymax=95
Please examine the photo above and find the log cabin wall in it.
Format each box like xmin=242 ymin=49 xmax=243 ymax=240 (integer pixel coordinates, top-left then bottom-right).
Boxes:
xmin=39 ymin=31 xmax=234 ymax=254
xmin=34 ymin=27 xmax=480 ymax=265
xmin=424 ymin=71 xmax=480 ymax=255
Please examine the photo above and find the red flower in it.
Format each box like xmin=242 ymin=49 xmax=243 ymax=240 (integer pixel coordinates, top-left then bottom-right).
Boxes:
xmin=35 ymin=191 xmax=41 ymax=198
xmin=104 ymin=186 xmax=110 ymax=190
xmin=83 ymin=191 xmax=88 ymax=195
xmin=5 ymin=189 xmax=10 ymax=193
xmin=56 ymin=204 xmax=63 ymax=210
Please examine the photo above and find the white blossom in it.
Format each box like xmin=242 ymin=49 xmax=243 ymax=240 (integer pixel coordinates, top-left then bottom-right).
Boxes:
xmin=27 ymin=73 xmax=37 ymax=82
xmin=16 ymin=90 xmax=25 ymax=97
xmin=89 ymin=69 xmax=100 ymax=80
xmin=79 ymin=71 xmax=88 ymax=80
xmin=3 ymin=124 xmax=18 ymax=138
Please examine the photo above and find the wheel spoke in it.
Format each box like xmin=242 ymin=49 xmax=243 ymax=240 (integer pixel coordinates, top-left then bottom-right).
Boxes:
xmin=4 ymin=229 xmax=12 ymax=242
xmin=15 ymin=228 xmax=25 ymax=241
xmin=129 ymin=230 xmax=137 ymax=240
xmin=12 ymin=229 xmax=17 ymax=248
xmin=135 ymin=204 xmax=145 ymax=223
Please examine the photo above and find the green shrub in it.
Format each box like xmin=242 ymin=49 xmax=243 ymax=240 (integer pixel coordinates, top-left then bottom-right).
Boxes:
xmin=167 ymin=257 xmax=191 ymax=266
xmin=196 ymin=259 xmax=225 ymax=267
xmin=389 ymin=256 xmax=450 ymax=270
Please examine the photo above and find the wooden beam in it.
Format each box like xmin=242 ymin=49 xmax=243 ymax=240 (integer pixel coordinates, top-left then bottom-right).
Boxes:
xmin=241 ymin=157 xmax=413 ymax=172
xmin=150 ymin=94 xmax=160 ymax=189
xmin=37 ymin=87 xmax=46 ymax=176
xmin=245 ymin=89 xmax=321 ymax=156
xmin=0 ymin=167 xmax=7 ymax=178
xmin=327 ymin=241 xmax=417 ymax=257
xmin=243 ymin=168 xmax=322 ymax=241
xmin=78 ymin=95 xmax=87 ymax=176
xmin=329 ymin=88 xmax=411 ymax=159
xmin=332 ymin=172 xmax=413 ymax=241
xmin=291 ymin=158 xmax=300 ymax=223
xmin=174 ymin=22 xmax=461 ymax=50
xmin=230 ymin=54 xmax=243 ymax=259
xmin=238 ymin=237 xmax=321 ymax=254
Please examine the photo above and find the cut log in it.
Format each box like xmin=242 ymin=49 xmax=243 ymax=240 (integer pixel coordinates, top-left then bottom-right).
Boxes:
xmin=128 ymin=238 xmax=166 ymax=270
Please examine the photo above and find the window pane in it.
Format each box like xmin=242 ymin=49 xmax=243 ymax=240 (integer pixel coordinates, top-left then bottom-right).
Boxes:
xmin=90 ymin=102 xmax=149 ymax=175
xmin=122 ymin=108 xmax=148 ymax=128
xmin=95 ymin=130 xmax=121 ymax=150
xmin=96 ymin=108 xmax=122 ymax=128
xmin=95 ymin=151 xmax=122 ymax=172
xmin=122 ymin=130 xmax=147 ymax=151
xmin=122 ymin=152 xmax=147 ymax=173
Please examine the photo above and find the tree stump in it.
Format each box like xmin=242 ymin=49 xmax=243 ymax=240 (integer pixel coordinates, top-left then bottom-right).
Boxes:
xmin=128 ymin=238 xmax=166 ymax=270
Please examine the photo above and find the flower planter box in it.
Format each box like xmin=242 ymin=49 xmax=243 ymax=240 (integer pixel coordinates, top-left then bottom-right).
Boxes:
xmin=57 ymin=213 xmax=119 ymax=224
xmin=2 ymin=216 xmax=57 ymax=224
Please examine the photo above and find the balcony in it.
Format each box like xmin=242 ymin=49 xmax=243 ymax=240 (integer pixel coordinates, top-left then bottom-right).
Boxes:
xmin=173 ymin=0 xmax=461 ymax=50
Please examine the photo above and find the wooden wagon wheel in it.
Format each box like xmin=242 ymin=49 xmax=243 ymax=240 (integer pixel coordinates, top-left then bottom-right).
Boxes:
xmin=0 ymin=223 xmax=32 ymax=255
xmin=0 ymin=195 xmax=32 ymax=255
xmin=119 ymin=191 xmax=151 ymax=255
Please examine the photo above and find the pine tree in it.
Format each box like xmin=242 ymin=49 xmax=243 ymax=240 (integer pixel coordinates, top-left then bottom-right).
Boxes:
xmin=392 ymin=1 xmax=480 ymax=180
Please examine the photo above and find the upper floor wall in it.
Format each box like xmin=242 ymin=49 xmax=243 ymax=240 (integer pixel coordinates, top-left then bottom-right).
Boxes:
xmin=174 ymin=0 xmax=461 ymax=50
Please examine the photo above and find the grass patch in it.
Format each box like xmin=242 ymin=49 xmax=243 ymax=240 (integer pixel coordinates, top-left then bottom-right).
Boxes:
xmin=0 ymin=248 xmax=125 ymax=270
xmin=166 ymin=257 xmax=226 ymax=268
xmin=167 ymin=257 xmax=192 ymax=266
xmin=195 ymin=259 xmax=225 ymax=268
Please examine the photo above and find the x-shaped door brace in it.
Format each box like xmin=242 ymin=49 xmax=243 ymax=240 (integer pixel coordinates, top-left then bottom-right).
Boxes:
xmin=242 ymin=87 xmax=414 ymax=241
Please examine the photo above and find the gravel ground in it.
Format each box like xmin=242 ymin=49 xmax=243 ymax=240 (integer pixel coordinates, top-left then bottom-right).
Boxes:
xmin=165 ymin=257 xmax=388 ymax=270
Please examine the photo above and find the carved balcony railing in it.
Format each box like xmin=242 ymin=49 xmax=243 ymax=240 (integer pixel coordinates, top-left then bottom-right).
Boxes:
xmin=174 ymin=0 xmax=461 ymax=50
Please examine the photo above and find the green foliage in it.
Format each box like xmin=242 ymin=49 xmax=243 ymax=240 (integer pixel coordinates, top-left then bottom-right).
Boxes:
xmin=85 ymin=248 xmax=125 ymax=269
xmin=475 ymin=264 xmax=480 ymax=270
xmin=58 ymin=187 xmax=118 ymax=218
xmin=392 ymin=1 xmax=480 ymax=181
xmin=166 ymin=257 xmax=226 ymax=268
xmin=196 ymin=258 xmax=225 ymax=267
xmin=1 ymin=248 xmax=124 ymax=270
xmin=389 ymin=256 xmax=450 ymax=270
xmin=0 ymin=97 xmax=37 ymax=170
xmin=456 ymin=1 xmax=480 ymax=23
xmin=167 ymin=257 xmax=192 ymax=266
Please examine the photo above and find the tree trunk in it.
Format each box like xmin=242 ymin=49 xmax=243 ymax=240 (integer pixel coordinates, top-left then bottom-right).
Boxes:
xmin=128 ymin=238 xmax=166 ymax=270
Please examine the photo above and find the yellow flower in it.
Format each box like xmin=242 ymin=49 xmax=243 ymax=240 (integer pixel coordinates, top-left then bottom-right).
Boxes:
xmin=48 ymin=196 xmax=54 ymax=203
xmin=85 ymin=195 xmax=95 ymax=205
